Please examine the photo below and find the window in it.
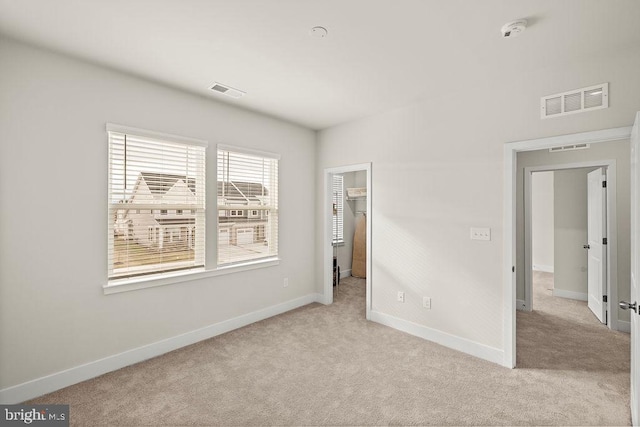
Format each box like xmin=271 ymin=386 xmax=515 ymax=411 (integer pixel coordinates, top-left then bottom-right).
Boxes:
xmin=108 ymin=124 xmax=207 ymax=280
xmin=217 ymin=146 xmax=279 ymax=266
xmin=332 ymin=174 xmax=344 ymax=244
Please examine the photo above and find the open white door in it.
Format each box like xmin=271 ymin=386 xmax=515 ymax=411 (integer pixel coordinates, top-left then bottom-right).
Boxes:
xmin=587 ymin=167 xmax=607 ymax=323
xmin=625 ymin=112 xmax=640 ymax=425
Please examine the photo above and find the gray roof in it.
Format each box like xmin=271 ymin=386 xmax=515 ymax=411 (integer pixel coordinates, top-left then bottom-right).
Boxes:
xmin=140 ymin=172 xmax=196 ymax=195
xmin=137 ymin=173 xmax=268 ymax=201
xmin=217 ymin=181 xmax=268 ymax=201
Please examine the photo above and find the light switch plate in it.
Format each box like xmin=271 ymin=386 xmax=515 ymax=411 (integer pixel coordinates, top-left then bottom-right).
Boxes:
xmin=470 ymin=227 xmax=491 ymax=241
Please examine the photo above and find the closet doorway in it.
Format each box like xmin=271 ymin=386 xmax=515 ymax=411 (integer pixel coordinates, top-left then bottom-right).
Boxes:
xmin=323 ymin=163 xmax=372 ymax=320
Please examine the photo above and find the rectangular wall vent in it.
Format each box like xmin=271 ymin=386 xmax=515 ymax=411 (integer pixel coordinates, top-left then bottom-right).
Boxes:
xmin=209 ymin=82 xmax=246 ymax=99
xmin=549 ymin=143 xmax=590 ymax=153
xmin=541 ymin=83 xmax=608 ymax=119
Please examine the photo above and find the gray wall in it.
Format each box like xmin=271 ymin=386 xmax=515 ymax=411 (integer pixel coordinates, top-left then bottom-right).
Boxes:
xmin=517 ymin=141 xmax=631 ymax=322
xmin=0 ymin=38 xmax=316 ymax=390
xmin=317 ymin=49 xmax=639 ymax=353
xmin=531 ymin=172 xmax=554 ymax=272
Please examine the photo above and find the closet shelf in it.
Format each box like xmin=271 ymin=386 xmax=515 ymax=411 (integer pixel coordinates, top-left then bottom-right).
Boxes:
xmin=346 ymin=187 xmax=366 ymax=200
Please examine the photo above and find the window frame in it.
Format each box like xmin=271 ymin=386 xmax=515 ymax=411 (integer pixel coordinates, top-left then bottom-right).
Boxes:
xmin=332 ymin=174 xmax=344 ymax=245
xmin=105 ymin=123 xmax=208 ymax=293
xmin=104 ymin=129 xmax=282 ymax=295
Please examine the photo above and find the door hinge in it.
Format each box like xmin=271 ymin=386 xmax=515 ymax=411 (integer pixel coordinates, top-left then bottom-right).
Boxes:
xmin=603 ymin=295 xmax=608 ymax=303
xmin=603 ymin=237 xmax=608 ymax=245
xmin=512 ymin=266 xmax=515 ymax=273
xmin=602 ymin=181 xmax=607 ymax=188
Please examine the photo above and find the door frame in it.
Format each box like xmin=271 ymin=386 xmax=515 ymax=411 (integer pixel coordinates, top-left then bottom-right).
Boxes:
xmin=503 ymin=126 xmax=632 ymax=368
xmin=523 ymin=161 xmax=617 ymax=331
xmin=323 ymin=163 xmax=372 ymax=320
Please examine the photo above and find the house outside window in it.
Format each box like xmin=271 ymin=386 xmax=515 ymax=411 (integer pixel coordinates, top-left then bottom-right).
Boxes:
xmin=108 ymin=124 xmax=206 ymax=280
xmin=217 ymin=146 xmax=279 ymax=266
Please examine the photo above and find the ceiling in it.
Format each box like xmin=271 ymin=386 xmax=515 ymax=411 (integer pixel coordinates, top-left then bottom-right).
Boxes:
xmin=1 ymin=0 xmax=638 ymax=130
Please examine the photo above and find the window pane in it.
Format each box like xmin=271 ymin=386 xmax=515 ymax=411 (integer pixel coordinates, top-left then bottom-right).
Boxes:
xmin=217 ymin=148 xmax=278 ymax=265
xmin=108 ymin=130 xmax=206 ymax=279
xmin=332 ymin=175 xmax=344 ymax=242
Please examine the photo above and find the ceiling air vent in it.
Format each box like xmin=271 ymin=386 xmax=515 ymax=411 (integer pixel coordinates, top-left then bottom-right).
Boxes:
xmin=541 ymin=83 xmax=608 ymax=119
xmin=209 ymin=82 xmax=245 ymax=99
xmin=549 ymin=143 xmax=590 ymax=153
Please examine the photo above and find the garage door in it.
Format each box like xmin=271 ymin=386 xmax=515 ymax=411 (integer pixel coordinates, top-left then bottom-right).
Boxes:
xmin=219 ymin=229 xmax=230 ymax=245
xmin=237 ymin=228 xmax=253 ymax=245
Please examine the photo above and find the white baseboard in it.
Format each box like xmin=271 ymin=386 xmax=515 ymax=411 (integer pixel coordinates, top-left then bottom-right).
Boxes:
xmin=516 ymin=299 xmax=527 ymax=311
xmin=533 ymin=264 xmax=554 ymax=273
xmin=552 ymin=289 xmax=588 ymax=301
xmin=618 ymin=320 xmax=631 ymax=333
xmin=370 ymin=310 xmax=505 ymax=367
xmin=0 ymin=293 xmax=321 ymax=404
xmin=340 ymin=269 xmax=352 ymax=279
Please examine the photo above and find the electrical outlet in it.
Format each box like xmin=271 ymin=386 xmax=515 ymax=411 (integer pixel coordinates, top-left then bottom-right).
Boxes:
xmin=470 ymin=227 xmax=491 ymax=241
xmin=397 ymin=291 xmax=405 ymax=303
xmin=423 ymin=297 xmax=431 ymax=309
xmin=283 ymin=278 xmax=289 ymax=288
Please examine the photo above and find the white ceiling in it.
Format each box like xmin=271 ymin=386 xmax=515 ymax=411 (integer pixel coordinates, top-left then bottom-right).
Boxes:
xmin=1 ymin=0 xmax=638 ymax=130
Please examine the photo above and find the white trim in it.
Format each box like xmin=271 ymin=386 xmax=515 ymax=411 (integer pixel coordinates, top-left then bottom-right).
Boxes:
xmin=323 ymin=163 xmax=372 ymax=320
xmin=340 ymin=269 xmax=352 ymax=279
xmin=532 ymin=264 xmax=554 ymax=273
xmin=106 ymin=123 xmax=208 ymax=147
xmin=217 ymin=143 xmax=281 ymax=160
xmin=523 ymin=161 xmax=618 ymax=329
xmin=516 ymin=299 xmax=527 ymax=311
xmin=511 ymin=126 xmax=631 ymax=150
xmin=552 ymin=289 xmax=588 ymax=301
xmin=371 ymin=311 xmax=504 ymax=366
xmin=503 ymin=143 xmax=517 ymax=367
xmin=618 ymin=320 xmax=631 ymax=334
xmin=0 ymin=293 xmax=321 ymax=404
xmin=504 ymin=125 xmax=632 ymax=368
xmin=104 ymin=258 xmax=279 ymax=294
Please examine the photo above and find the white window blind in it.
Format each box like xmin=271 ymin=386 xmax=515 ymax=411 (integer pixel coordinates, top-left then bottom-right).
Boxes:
xmin=217 ymin=146 xmax=278 ymax=266
xmin=332 ymin=175 xmax=344 ymax=244
xmin=108 ymin=125 xmax=206 ymax=280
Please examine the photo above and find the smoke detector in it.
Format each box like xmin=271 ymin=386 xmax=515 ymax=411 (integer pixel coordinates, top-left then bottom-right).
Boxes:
xmin=501 ymin=20 xmax=527 ymax=38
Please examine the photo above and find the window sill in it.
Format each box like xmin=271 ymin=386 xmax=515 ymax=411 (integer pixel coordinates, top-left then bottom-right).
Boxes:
xmin=104 ymin=258 xmax=280 ymax=295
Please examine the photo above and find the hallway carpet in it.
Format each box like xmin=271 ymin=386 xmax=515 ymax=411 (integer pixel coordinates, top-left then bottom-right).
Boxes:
xmin=29 ymin=273 xmax=631 ymax=425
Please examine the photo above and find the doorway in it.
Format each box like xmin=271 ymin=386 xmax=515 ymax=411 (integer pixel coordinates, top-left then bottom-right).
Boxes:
xmin=323 ymin=163 xmax=372 ymax=320
xmin=503 ymin=125 xmax=633 ymax=368
xmin=523 ymin=161 xmax=618 ymax=327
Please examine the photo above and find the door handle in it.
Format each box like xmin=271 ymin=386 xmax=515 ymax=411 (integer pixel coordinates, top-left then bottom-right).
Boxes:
xmin=618 ymin=301 xmax=637 ymax=313
xmin=583 ymin=244 xmax=590 ymax=249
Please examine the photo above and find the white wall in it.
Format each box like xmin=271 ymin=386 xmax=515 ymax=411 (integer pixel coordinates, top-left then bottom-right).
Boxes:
xmin=517 ymin=141 xmax=631 ymax=322
xmin=553 ymin=168 xmax=594 ymax=297
xmin=316 ymin=48 xmax=640 ymax=362
xmin=0 ymin=38 xmax=316 ymax=396
xmin=531 ymin=172 xmax=554 ymax=272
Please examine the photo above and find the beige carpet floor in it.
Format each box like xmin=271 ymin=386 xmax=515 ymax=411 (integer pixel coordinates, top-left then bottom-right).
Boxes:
xmin=28 ymin=272 xmax=631 ymax=426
